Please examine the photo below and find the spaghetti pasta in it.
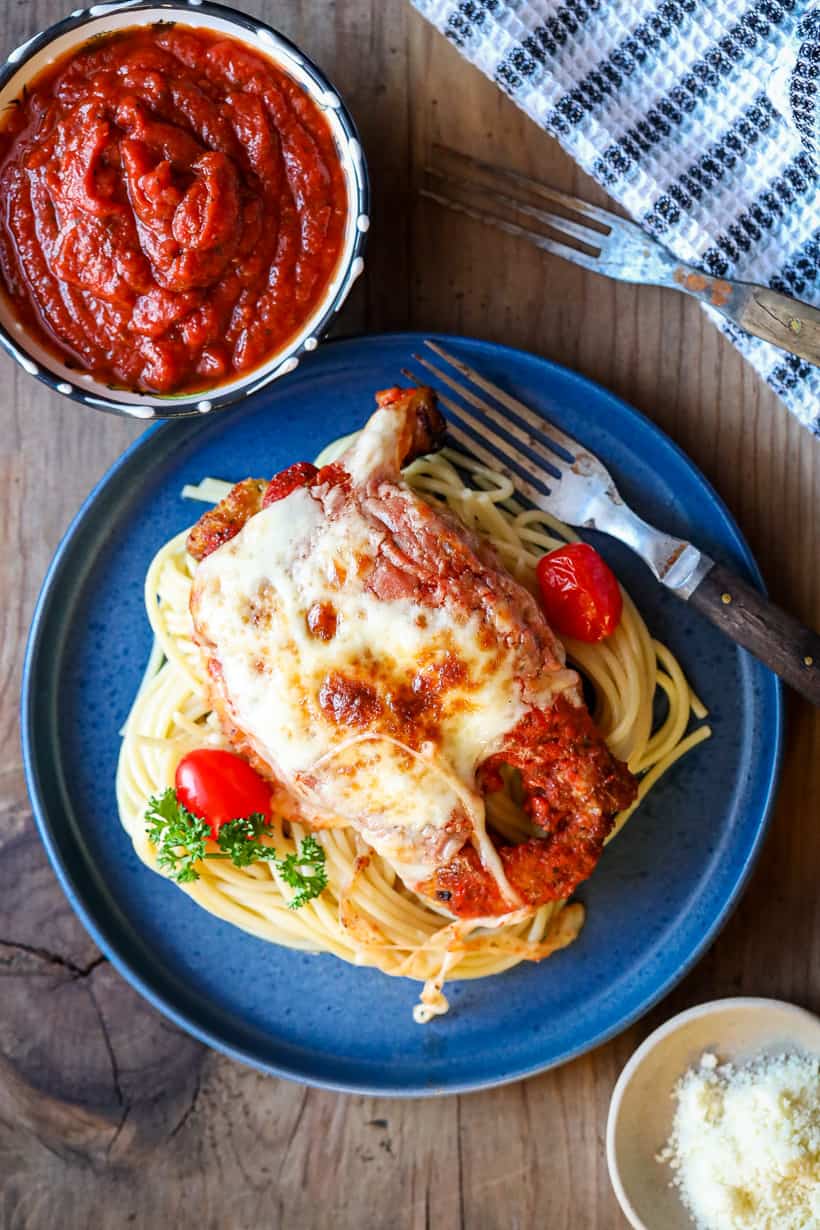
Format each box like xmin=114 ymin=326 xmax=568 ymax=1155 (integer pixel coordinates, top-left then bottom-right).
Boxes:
xmin=117 ymin=439 xmax=710 ymax=1022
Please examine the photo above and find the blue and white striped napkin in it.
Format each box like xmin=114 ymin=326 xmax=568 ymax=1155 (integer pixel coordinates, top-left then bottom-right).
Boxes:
xmin=411 ymin=0 xmax=820 ymax=436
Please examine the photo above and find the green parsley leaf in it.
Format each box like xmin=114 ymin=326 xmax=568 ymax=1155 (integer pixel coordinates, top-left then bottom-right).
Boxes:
xmin=276 ymin=835 xmax=328 ymax=910
xmin=144 ymin=792 xmax=328 ymax=909
xmin=145 ymin=788 xmax=209 ymax=884
xmin=216 ymin=814 xmax=278 ymax=868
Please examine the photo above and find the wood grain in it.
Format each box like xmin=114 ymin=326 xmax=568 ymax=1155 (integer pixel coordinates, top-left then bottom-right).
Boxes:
xmin=687 ymin=562 xmax=820 ymax=705
xmin=1 ymin=2 xmax=818 ymax=1227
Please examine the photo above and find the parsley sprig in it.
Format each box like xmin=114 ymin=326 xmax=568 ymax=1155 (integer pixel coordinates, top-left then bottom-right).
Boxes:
xmin=145 ymin=789 xmax=328 ymax=908
xmin=145 ymin=789 xmax=208 ymax=883
xmin=216 ymin=813 xmax=276 ymax=868
xmin=275 ymin=835 xmax=328 ymax=909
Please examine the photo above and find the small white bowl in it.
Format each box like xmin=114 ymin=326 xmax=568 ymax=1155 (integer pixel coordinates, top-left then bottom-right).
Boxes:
xmin=606 ymin=997 xmax=820 ymax=1230
xmin=0 ymin=1 xmax=368 ymax=419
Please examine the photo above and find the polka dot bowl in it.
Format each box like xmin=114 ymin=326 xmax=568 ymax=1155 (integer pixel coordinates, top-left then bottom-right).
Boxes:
xmin=0 ymin=1 xmax=369 ymax=419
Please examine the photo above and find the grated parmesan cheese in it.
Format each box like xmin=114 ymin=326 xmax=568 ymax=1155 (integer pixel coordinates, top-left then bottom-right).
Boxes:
xmin=658 ymin=1050 xmax=820 ymax=1230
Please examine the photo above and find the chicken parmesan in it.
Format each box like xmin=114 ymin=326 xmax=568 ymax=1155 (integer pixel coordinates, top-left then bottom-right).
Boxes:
xmin=117 ymin=383 xmax=710 ymax=1020
xmin=186 ymin=388 xmax=636 ymax=919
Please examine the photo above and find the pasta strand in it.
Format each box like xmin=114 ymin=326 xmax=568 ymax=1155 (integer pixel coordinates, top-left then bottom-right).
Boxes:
xmin=116 ymin=447 xmax=711 ymax=1020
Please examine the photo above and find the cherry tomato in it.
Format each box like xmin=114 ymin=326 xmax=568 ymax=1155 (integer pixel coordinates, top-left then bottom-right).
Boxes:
xmin=536 ymin=543 xmax=622 ymax=643
xmin=175 ymin=749 xmax=271 ymax=839
xmin=262 ymin=462 xmax=318 ymax=507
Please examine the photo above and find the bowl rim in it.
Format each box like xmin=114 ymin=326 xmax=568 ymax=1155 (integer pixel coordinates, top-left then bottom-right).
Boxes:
xmin=0 ymin=0 xmax=370 ymax=419
xmin=605 ymin=996 xmax=820 ymax=1230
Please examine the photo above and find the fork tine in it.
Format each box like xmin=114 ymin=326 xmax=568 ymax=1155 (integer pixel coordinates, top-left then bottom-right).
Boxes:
xmin=402 ymin=369 xmax=558 ymax=516
xmin=445 ymin=423 xmax=557 ymax=516
xmin=425 ymin=168 xmax=603 ymax=252
xmin=403 ymin=362 xmax=573 ymax=499
xmin=419 ymin=190 xmax=603 ymax=274
xmin=411 ymin=351 xmax=563 ymax=476
xmin=423 ymin=341 xmax=593 ymax=466
xmin=432 ymin=144 xmax=618 ymax=231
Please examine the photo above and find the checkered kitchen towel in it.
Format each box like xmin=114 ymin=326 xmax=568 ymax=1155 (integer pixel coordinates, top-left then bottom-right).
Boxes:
xmin=411 ymin=1 xmax=820 ymax=435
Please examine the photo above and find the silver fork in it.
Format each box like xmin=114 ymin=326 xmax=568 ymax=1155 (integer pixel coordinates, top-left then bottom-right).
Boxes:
xmin=404 ymin=341 xmax=820 ymax=706
xmin=422 ymin=147 xmax=820 ymax=366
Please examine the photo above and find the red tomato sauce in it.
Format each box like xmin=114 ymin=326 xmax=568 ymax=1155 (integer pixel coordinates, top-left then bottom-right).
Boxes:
xmin=0 ymin=25 xmax=348 ymax=393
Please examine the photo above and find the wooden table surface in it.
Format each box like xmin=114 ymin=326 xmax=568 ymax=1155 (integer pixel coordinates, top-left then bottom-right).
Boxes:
xmin=1 ymin=2 xmax=818 ymax=1227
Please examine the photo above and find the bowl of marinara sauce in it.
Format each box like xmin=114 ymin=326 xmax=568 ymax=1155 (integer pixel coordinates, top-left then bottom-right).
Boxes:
xmin=0 ymin=1 xmax=368 ymax=418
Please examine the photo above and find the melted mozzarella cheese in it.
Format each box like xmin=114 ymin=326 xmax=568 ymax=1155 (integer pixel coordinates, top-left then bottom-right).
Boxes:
xmin=191 ymin=483 xmax=570 ymax=896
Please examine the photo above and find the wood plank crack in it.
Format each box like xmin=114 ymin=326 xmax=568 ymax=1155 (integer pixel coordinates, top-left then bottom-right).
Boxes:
xmin=0 ymin=938 xmax=106 ymax=980
xmin=86 ymin=980 xmax=124 ymax=1108
xmin=167 ymin=1064 xmax=202 ymax=1141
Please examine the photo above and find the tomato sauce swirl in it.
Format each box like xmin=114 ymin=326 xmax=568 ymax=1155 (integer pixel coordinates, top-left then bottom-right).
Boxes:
xmin=0 ymin=26 xmax=348 ymax=394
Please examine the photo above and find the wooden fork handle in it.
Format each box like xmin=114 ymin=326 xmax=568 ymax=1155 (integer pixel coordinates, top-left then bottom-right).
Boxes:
xmin=733 ymin=286 xmax=820 ymax=367
xmin=688 ymin=563 xmax=820 ymax=705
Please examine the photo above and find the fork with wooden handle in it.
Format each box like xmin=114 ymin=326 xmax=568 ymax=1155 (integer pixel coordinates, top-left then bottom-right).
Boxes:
xmin=422 ymin=146 xmax=820 ymax=365
xmin=404 ymin=342 xmax=820 ymax=707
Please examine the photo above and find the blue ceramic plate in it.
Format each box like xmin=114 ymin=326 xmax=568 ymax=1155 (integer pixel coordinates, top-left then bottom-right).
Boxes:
xmin=22 ymin=333 xmax=782 ymax=1095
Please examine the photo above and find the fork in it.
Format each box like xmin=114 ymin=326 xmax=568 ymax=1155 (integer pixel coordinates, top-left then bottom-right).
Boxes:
xmin=403 ymin=341 xmax=820 ymax=706
xmin=422 ymin=147 xmax=820 ymax=366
